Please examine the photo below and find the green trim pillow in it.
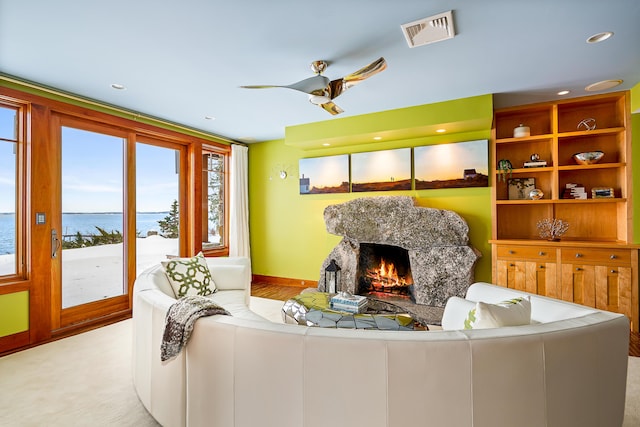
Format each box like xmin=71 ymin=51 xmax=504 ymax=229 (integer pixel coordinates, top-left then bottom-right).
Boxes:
xmin=464 ymin=296 xmax=531 ymax=329
xmin=161 ymin=252 xmax=217 ymax=298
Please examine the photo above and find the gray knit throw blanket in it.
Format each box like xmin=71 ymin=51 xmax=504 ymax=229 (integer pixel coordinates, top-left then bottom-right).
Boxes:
xmin=161 ymin=295 xmax=230 ymax=361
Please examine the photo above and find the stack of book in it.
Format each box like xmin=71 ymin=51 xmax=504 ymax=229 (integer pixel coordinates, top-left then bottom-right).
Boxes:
xmin=523 ymin=160 xmax=548 ymax=168
xmin=330 ymin=293 xmax=368 ymax=314
xmin=563 ymin=183 xmax=587 ymax=199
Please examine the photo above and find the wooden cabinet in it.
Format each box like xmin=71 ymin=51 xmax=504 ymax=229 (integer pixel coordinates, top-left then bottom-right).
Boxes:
xmin=490 ymin=92 xmax=638 ymax=331
xmin=559 ymin=247 xmax=634 ymax=323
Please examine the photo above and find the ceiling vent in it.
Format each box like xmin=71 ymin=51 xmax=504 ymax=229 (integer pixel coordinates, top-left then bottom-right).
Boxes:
xmin=401 ymin=10 xmax=455 ymax=48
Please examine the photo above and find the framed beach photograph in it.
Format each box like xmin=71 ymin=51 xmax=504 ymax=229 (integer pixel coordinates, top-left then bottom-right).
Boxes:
xmin=508 ymin=177 xmax=536 ymax=200
xmin=298 ymin=154 xmax=349 ymax=194
xmin=414 ymin=139 xmax=489 ymax=189
xmin=351 ymin=148 xmax=411 ymax=192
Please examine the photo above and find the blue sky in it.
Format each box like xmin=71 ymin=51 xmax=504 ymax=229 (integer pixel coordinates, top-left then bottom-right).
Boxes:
xmin=0 ymin=106 xmax=16 ymax=213
xmin=0 ymin=107 xmax=178 ymax=213
xmin=63 ymin=127 xmax=179 ymax=212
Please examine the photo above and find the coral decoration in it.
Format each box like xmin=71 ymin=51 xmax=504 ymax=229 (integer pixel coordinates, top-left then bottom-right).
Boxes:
xmin=536 ymin=218 xmax=569 ymax=241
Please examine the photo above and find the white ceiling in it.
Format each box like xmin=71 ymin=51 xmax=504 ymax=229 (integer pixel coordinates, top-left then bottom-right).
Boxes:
xmin=1 ymin=0 xmax=639 ymax=143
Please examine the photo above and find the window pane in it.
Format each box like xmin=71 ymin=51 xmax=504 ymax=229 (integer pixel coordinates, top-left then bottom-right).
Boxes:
xmin=0 ymin=107 xmax=16 ymax=140
xmin=136 ymin=143 xmax=180 ymax=273
xmin=0 ymin=106 xmax=17 ymax=276
xmin=61 ymin=127 xmax=124 ymax=308
xmin=203 ymin=151 xmax=224 ymax=249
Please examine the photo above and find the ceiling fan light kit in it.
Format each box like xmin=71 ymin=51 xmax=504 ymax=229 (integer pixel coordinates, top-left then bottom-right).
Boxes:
xmin=240 ymin=57 xmax=387 ymax=115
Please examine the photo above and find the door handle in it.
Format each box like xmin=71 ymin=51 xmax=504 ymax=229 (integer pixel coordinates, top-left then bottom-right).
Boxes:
xmin=51 ymin=229 xmax=61 ymax=258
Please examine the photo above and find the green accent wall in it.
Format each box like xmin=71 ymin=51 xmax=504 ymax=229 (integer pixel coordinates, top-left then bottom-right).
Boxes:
xmin=0 ymin=291 xmax=28 ymax=336
xmin=249 ymin=95 xmax=494 ymax=284
xmin=631 ymin=82 xmax=640 ymax=113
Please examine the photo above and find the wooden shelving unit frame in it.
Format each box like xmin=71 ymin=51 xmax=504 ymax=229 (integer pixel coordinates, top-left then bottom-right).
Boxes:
xmin=489 ymin=91 xmax=639 ymax=331
xmin=491 ymin=91 xmax=632 ymax=243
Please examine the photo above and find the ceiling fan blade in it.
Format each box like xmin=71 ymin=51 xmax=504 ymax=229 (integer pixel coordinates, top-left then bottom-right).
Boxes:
xmin=320 ymin=101 xmax=344 ymax=115
xmin=240 ymin=75 xmax=329 ymax=95
xmin=328 ymin=57 xmax=387 ymax=99
xmin=285 ymin=74 xmax=330 ymax=95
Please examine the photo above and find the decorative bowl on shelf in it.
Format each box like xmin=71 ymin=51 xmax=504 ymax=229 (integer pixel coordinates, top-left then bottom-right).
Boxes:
xmin=573 ymin=151 xmax=604 ymax=165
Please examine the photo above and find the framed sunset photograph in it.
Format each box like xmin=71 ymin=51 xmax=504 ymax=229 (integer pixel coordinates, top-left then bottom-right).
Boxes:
xmin=298 ymin=154 xmax=349 ymax=194
xmin=414 ymin=139 xmax=489 ymax=189
xmin=351 ymin=148 xmax=411 ymax=192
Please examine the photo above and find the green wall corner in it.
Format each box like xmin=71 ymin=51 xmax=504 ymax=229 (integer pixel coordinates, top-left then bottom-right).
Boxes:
xmin=249 ymin=96 xmax=494 ymax=284
xmin=0 ymin=291 xmax=29 ymax=337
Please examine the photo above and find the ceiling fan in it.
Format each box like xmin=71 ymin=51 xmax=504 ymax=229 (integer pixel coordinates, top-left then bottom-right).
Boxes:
xmin=240 ymin=57 xmax=387 ymax=115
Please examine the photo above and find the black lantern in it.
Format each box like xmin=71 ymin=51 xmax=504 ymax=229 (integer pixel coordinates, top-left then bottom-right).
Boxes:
xmin=325 ymin=259 xmax=341 ymax=294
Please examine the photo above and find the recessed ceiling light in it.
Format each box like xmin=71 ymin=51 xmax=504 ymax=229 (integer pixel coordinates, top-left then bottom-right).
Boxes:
xmin=587 ymin=31 xmax=613 ymax=44
xmin=322 ymin=143 xmax=330 ymax=146
xmin=111 ymin=83 xmax=126 ymax=90
xmin=557 ymin=90 xmax=570 ymax=96
xmin=585 ymin=79 xmax=623 ymax=92
xmin=436 ymin=128 xmax=446 ymax=133
xmin=204 ymin=116 xmax=215 ymax=120
xmin=373 ymin=136 xmax=382 ymax=140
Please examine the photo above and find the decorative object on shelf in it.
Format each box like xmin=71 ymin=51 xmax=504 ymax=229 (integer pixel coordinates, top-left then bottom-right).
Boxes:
xmin=592 ymin=187 xmax=614 ymax=198
xmin=508 ymin=177 xmax=536 ymax=200
xmin=524 ymin=153 xmax=547 ymax=168
xmin=563 ymin=183 xmax=587 ymax=199
xmin=536 ymin=218 xmax=569 ymax=241
xmin=529 ymin=188 xmax=544 ymax=200
xmin=325 ymin=259 xmax=341 ymax=294
xmin=573 ymin=151 xmax=604 ymax=165
xmin=497 ymin=159 xmax=513 ymax=182
xmin=577 ymin=118 xmax=597 ymax=131
xmin=513 ymin=124 xmax=530 ymax=138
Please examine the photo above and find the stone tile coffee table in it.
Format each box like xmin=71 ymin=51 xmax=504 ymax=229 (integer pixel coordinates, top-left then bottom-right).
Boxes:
xmin=281 ymin=291 xmax=440 ymax=331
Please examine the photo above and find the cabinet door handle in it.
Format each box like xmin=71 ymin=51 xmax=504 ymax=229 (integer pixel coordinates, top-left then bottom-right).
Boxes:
xmin=611 ymin=269 xmax=617 ymax=274
xmin=539 ymin=265 xmax=545 ymax=269
xmin=539 ymin=251 xmax=545 ymax=256
xmin=508 ymin=250 xmax=515 ymax=255
xmin=576 ymin=267 xmax=582 ymax=271
xmin=575 ymin=253 xmax=583 ymax=258
xmin=509 ymin=263 xmax=515 ymax=267
xmin=610 ymin=254 xmax=617 ymax=259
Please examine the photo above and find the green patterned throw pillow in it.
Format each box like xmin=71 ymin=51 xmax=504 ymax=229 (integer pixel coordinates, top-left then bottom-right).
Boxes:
xmin=161 ymin=252 xmax=217 ymax=297
xmin=464 ymin=296 xmax=531 ymax=329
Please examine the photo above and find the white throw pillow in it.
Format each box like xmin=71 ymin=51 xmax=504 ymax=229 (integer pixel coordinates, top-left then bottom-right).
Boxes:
xmin=161 ymin=252 xmax=217 ymax=297
xmin=464 ymin=296 xmax=531 ymax=329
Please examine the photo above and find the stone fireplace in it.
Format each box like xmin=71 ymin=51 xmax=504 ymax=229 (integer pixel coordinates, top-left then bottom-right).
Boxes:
xmin=318 ymin=196 xmax=480 ymax=308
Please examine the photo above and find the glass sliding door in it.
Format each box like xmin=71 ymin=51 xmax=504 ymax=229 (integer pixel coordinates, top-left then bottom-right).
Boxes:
xmin=135 ymin=141 xmax=180 ymax=273
xmin=60 ymin=126 xmax=125 ymax=309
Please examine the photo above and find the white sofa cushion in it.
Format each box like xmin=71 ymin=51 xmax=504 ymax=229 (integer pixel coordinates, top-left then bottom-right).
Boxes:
xmin=465 ymin=296 xmax=531 ymax=329
xmin=161 ymin=252 xmax=217 ymax=297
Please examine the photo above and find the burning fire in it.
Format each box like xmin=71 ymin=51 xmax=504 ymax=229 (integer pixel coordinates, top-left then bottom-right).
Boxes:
xmin=367 ymin=258 xmax=412 ymax=293
xmin=376 ymin=259 xmax=399 ymax=284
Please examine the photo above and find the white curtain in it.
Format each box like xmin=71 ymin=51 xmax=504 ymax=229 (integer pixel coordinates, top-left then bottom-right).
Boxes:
xmin=229 ymin=144 xmax=250 ymax=258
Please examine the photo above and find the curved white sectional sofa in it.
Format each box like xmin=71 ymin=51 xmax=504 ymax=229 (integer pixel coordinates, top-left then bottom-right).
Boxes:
xmin=133 ymin=257 xmax=630 ymax=427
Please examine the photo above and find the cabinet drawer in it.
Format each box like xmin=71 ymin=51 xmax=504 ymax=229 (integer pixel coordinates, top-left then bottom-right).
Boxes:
xmin=560 ymin=248 xmax=631 ymax=265
xmin=496 ymin=245 xmax=555 ymax=260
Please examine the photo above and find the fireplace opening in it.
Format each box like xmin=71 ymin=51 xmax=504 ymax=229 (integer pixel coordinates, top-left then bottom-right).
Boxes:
xmin=357 ymin=243 xmax=414 ymax=301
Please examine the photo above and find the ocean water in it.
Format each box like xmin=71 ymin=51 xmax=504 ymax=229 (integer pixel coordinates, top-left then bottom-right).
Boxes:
xmin=0 ymin=212 xmax=168 ymax=255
